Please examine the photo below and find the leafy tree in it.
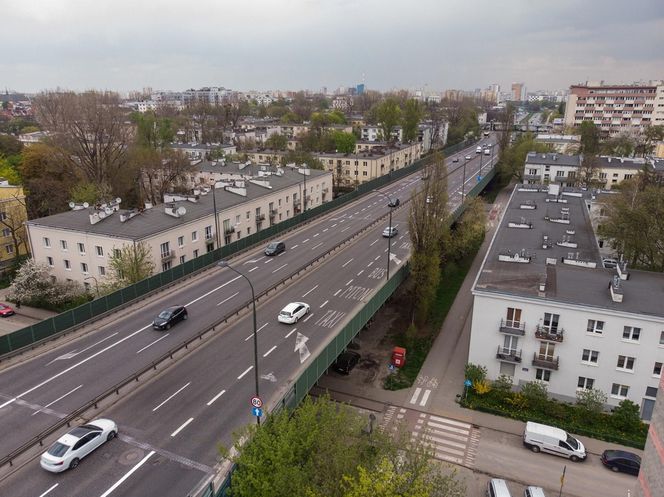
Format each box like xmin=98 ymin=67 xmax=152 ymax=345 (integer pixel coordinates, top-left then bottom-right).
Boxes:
xmin=520 ymin=381 xmax=549 ymax=409
xmin=280 ymin=111 xmax=301 ymax=124
xmin=575 ymin=388 xmax=608 ymax=422
xmin=0 ymin=156 xmax=21 ymax=185
xmin=69 ymin=182 xmax=108 ymax=205
xmin=132 ymin=111 xmax=175 ymax=150
xmin=401 ymin=99 xmax=422 ymax=143
xmin=464 ymin=363 xmax=487 ymax=384
xmin=265 ymin=133 xmax=288 ymax=151
xmin=375 ymin=98 xmax=402 ymax=142
xmin=445 ymin=99 xmax=480 ymax=146
xmin=497 ymin=132 xmax=551 ymax=182
xmin=601 ymin=133 xmax=635 ymax=157
xmin=7 ymin=259 xmax=86 ymax=307
xmin=575 ymin=154 xmax=605 ymax=188
xmin=578 ymin=121 xmax=600 ymax=154
xmin=333 ymin=131 xmax=356 ymax=154
xmin=492 ymin=374 xmax=513 ymax=393
xmin=0 ymin=134 xmax=23 ymax=156
xmin=281 ymin=150 xmax=324 ymax=170
xmin=611 ymin=399 xmax=642 ymax=433
xmin=449 ymin=197 xmax=485 ymax=261
xmin=107 ymin=242 xmax=155 ymax=288
xmin=634 ymin=125 xmax=664 ymax=157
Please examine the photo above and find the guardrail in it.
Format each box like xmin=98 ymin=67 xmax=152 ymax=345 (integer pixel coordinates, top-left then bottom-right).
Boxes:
xmin=0 ymin=139 xmax=478 ymax=359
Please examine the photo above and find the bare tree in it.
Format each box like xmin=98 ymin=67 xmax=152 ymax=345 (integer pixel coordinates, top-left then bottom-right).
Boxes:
xmin=137 ymin=149 xmax=194 ymax=205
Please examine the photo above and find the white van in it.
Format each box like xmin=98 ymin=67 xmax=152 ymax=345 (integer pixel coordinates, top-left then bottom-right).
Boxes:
xmin=476 ymin=146 xmax=482 ymax=154
xmin=523 ymin=421 xmax=586 ymax=462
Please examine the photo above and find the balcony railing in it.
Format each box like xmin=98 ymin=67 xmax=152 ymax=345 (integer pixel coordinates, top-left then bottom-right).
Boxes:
xmin=294 ymin=205 xmax=302 ymax=214
xmin=496 ymin=346 xmax=522 ymax=363
xmin=535 ymin=325 xmax=564 ymax=342
xmin=532 ymin=353 xmax=560 ymax=370
xmin=269 ymin=209 xmax=278 ymax=218
xmin=255 ymin=214 xmax=265 ymax=222
xmin=160 ymin=250 xmax=175 ymax=262
xmin=224 ymin=226 xmax=235 ymax=235
xmin=499 ymin=319 xmax=526 ymax=336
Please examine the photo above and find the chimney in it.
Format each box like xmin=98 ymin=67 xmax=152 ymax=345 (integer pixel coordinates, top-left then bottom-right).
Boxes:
xmin=144 ymin=201 xmax=153 ymax=209
xmin=609 ymin=275 xmax=623 ymax=303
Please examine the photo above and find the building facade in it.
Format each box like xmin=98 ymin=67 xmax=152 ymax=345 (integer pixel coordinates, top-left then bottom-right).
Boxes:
xmin=637 ymin=376 xmax=664 ymax=497
xmin=469 ymin=184 xmax=664 ymax=419
xmin=0 ymin=181 xmax=29 ymax=270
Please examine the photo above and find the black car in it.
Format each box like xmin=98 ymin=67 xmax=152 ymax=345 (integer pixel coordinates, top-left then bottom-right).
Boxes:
xmin=600 ymin=450 xmax=641 ymax=475
xmin=332 ymin=351 xmax=361 ymax=375
xmin=388 ymin=198 xmax=400 ymax=208
xmin=265 ymin=241 xmax=286 ymax=256
xmin=153 ymin=305 xmax=188 ymax=330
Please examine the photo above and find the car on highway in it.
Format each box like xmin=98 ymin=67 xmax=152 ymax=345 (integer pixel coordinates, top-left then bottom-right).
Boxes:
xmin=278 ymin=302 xmax=310 ymax=324
xmin=265 ymin=241 xmax=286 ymax=256
xmin=600 ymin=450 xmax=641 ymax=475
xmin=0 ymin=303 xmax=15 ymax=317
xmin=153 ymin=305 xmax=188 ymax=330
xmin=40 ymin=419 xmax=118 ymax=473
xmin=332 ymin=350 xmax=361 ymax=374
xmin=387 ymin=198 xmax=400 ymax=207
xmin=465 ymin=155 xmax=472 ymax=160
xmin=382 ymin=226 xmax=398 ymax=238
xmin=476 ymin=146 xmax=482 ymax=154
xmin=452 ymin=157 xmax=459 ymax=163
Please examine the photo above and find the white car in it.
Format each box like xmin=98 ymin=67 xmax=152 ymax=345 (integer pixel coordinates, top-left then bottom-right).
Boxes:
xmin=382 ymin=226 xmax=398 ymax=238
xmin=465 ymin=155 xmax=472 ymax=160
xmin=40 ymin=419 xmax=118 ymax=472
xmin=278 ymin=302 xmax=310 ymax=324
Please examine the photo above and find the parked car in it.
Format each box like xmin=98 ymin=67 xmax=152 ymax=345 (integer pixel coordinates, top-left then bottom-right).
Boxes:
xmin=40 ymin=419 xmax=118 ymax=472
xmin=387 ymin=198 xmax=400 ymax=208
xmin=153 ymin=305 xmax=188 ymax=330
xmin=602 ymin=257 xmax=618 ymax=269
xmin=601 ymin=450 xmax=641 ymax=475
xmin=382 ymin=226 xmax=398 ymax=238
xmin=265 ymin=241 xmax=286 ymax=256
xmin=523 ymin=421 xmax=586 ymax=462
xmin=332 ymin=351 xmax=361 ymax=374
xmin=278 ymin=302 xmax=310 ymax=324
xmin=486 ymin=478 xmax=512 ymax=497
xmin=0 ymin=303 xmax=15 ymax=317
xmin=524 ymin=486 xmax=546 ymax=497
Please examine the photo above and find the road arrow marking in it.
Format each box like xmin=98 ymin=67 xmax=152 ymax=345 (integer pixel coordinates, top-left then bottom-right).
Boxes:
xmin=261 ymin=372 xmax=277 ymax=382
xmin=294 ymin=332 xmax=311 ymax=363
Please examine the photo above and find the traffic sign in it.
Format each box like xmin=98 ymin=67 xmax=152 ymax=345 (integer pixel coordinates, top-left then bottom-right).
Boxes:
xmin=464 ymin=379 xmax=472 ymax=387
xmin=251 ymin=396 xmax=263 ymax=408
xmin=252 ymin=407 xmax=263 ymax=418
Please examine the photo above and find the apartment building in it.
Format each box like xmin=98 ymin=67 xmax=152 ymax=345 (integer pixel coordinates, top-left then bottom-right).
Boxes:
xmin=468 ymin=184 xmax=664 ymax=419
xmin=523 ymin=152 xmax=649 ymax=189
xmin=170 ymin=143 xmax=237 ymax=160
xmin=534 ymin=134 xmax=581 ymax=154
xmin=563 ymin=81 xmax=664 ymax=135
xmin=637 ymin=380 xmax=664 ymax=497
xmin=26 ymin=167 xmax=332 ymax=287
xmin=0 ymin=181 xmax=29 ymax=270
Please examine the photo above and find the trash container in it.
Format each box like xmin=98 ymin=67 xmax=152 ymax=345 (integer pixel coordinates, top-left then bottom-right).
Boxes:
xmin=391 ymin=346 xmax=406 ymax=368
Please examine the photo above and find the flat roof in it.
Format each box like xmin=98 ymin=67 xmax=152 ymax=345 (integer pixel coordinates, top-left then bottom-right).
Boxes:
xmin=474 ymin=185 xmax=664 ymax=318
xmin=27 ymin=167 xmax=330 ymax=240
xmin=525 ymin=152 xmax=580 ymax=167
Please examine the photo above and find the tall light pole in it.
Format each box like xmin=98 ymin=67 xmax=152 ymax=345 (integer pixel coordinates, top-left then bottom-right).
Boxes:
xmin=211 ymin=181 xmax=221 ymax=250
xmin=462 ymin=157 xmax=468 ymax=202
xmin=218 ymin=260 xmax=260 ymax=425
xmin=373 ymin=190 xmax=396 ymax=281
xmin=84 ymin=275 xmax=99 ymax=296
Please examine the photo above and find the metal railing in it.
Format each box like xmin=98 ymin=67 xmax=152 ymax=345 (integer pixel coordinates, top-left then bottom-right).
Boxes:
xmin=499 ymin=319 xmax=525 ymax=336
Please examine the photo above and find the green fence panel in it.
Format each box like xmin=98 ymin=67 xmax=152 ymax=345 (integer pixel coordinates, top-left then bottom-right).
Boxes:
xmin=90 ymin=297 xmax=109 ymax=316
xmin=72 ymin=303 xmax=93 ymax=324
xmin=0 ymin=335 xmax=10 ymax=355
xmin=53 ymin=310 xmax=76 ymax=331
xmin=32 ymin=319 xmax=57 ymax=341
xmin=7 ymin=327 xmax=36 ymax=350
xmin=104 ymin=290 xmax=124 ymax=309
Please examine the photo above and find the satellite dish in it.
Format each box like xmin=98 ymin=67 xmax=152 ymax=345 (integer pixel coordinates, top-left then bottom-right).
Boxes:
xmin=83 ymin=202 xmax=89 ymax=208
xmin=177 ymin=206 xmax=187 ymax=216
xmin=69 ymin=202 xmax=75 ymax=208
xmin=115 ymin=197 xmax=122 ymax=204
xmin=98 ymin=211 xmax=107 ymax=219
xmin=105 ymin=207 xmax=113 ymax=215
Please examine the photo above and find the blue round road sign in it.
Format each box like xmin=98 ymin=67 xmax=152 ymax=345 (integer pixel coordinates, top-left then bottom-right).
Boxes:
xmin=464 ymin=379 xmax=472 ymax=387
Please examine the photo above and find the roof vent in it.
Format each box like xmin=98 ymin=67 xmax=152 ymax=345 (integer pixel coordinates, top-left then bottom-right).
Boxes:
xmin=609 ymin=275 xmax=623 ymax=303
xmin=120 ymin=209 xmax=140 ymax=223
xmin=164 ymin=203 xmax=187 ymax=218
xmin=144 ymin=201 xmax=153 ymax=210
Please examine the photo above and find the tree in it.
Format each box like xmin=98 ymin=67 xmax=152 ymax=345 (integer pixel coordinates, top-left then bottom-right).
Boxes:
xmin=634 ymin=125 xmax=664 ymax=157
xmin=0 ymin=191 xmax=28 ymax=263
xmin=375 ymin=98 xmax=402 ymax=143
xmin=107 ymin=242 xmax=155 ymax=288
xmin=578 ymin=121 xmax=600 ymax=154
xmin=576 ymin=388 xmax=608 ymax=422
xmin=497 ymin=132 xmax=551 ymax=183
xmin=333 ymin=131 xmax=356 ymax=154
xmin=132 ymin=111 xmax=175 ymax=150
xmin=0 ymin=156 xmax=21 ymax=185
xmin=7 ymin=259 xmax=86 ymax=308
xmin=281 ymin=151 xmax=324 ymax=170
xmin=265 ymin=133 xmax=288 ymax=151
xmin=449 ymin=197 xmax=486 ymax=260
xmin=136 ymin=148 xmax=194 ymax=206
xmin=611 ymin=399 xmax=642 ymax=432
xmin=0 ymin=134 xmax=23 ymax=156
xmin=401 ymin=99 xmax=422 ymax=143
xmin=575 ymin=154 xmax=605 ymax=188
xmin=601 ymin=133 xmax=635 ymax=157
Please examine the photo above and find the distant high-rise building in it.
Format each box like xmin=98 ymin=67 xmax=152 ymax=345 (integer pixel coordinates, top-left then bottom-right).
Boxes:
xmin=511 ymin=82 xmax=526 ymax=101
xmin=356 ymin=83 xmax=365 ymax=95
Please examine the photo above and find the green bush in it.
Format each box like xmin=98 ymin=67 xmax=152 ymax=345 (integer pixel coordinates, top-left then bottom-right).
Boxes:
xmin=492 ymin=374 xmax=513 ymax=393
xmin=464 ymin=363 xmax=487 ymax=385
xmin=611 ymin=399 xmax=642 ymax=433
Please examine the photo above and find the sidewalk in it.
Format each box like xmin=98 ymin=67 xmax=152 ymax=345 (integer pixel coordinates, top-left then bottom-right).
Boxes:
xmin=0 ymin=287 xmax=57 ymax=337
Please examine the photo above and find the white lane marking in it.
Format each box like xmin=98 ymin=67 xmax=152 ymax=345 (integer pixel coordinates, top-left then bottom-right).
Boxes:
xmin=313 ymin=233 xmax=320 ymax=237
xmin=311 ymin=242 xmax=323 ymax=250
xmin=357 ymin=270 xmax=364 ymax=276
xmin=244 ymin=257 xmax=265 ymax=265
xmin=32 ymin=384 xmax=84 ymax=416
xmin=272 ymin=263 xmax=288 ymax=273
xmin=291 ymin=244 xmax=299 ymax=249
xmin=331 ymin=224 xmax=337 ymax=228
xmin=206 ymin=389 xmax=226 ymax=406
xmin=136 ymin=333 xmax=170 ymax=354
xmin=302 ymin=238 xmax=310 ymax=243
xmin=185 ymin=275 xmax=242 ymax=307
xmin=419 ymin=389 xmax=431 ymax=406
xmin=238 ymin=366 xmax=253 ymax=379
xmin=153 ymin=382 xmax=191 ymax=412
xmin=39 ymin=484 xmax=59 ymax=497
xmin=322 ymin=228 xmax=329 ymax=232
xmin=367 ymin=261 xmax=374 ymax=267
xmin=341 ymin=226 xmax=350 ymax=232
xmin=264 ymin=259 xmax=273 ymax=264
xmin=46 ymin=332 xmax=119 ymax=366
xmin=346 ymin=279 xmax=353 ymax=286
xmin=248 ymin=267 xmax=258 ymax=273
xmin=263 ymin=345 xmax=277 ymax=357
xmin=342 ymin=258 xmax=354 ymax=268
xmin=354 ymin=211 xmax=359 ymax=215
xmin=245 ymin=323 xmax=268 ymax=341
xmin=374 ymin=256 xmax=381 ymax=261
xmin=334 ymin=289 xmax=341 ymax=296
xmin=284 ymin=327 xmax=297 ymax=339
xmin=410 ymin=387 xmax=422 ymax=404
xmin=302 ymin=285 xmax=319 ymax=298
xmin=319 ymin=300 xmax=329 ymax=308
xmin=0 ymin=322 xmax=156 ymax=410
xmin=302 ymin=313 xmax=313 ymax=322
xmin=427 ymin=415 xmax=472 ymax=428
xmin=370 ymin=240 xmax=378 ymax=246
xmin=171 ymin=417 xmax=194 ymax=437
xmin=216 ymin=291 xmax=240 ymax=306
xmin=99 ymin=450 xmax=156 ymax=497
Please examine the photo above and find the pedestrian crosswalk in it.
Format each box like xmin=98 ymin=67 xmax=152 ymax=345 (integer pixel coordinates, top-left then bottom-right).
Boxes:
xmin=380 ymin=406 xmax=479 ymax=467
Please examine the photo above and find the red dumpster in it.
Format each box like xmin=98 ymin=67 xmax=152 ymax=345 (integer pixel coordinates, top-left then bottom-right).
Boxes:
xmin=392 ymin=347 xmax=406 ymax=368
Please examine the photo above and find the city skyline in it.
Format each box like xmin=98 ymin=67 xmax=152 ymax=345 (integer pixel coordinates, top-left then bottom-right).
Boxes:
xmin=1 ymin=0 xmax=663 ymax=94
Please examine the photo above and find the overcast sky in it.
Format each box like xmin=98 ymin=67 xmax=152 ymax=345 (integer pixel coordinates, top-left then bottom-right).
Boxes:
xmin=1 ymin=0 xmax=663 ymax=95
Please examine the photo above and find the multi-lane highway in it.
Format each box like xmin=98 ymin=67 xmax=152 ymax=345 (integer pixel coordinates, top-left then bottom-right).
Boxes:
xmin=0 ymin=138 xmax=496 ymax=497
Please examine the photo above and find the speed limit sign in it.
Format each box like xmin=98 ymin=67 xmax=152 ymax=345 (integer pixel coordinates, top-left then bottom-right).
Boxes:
xmin=251 ymin=396 xmax=263 ymax=408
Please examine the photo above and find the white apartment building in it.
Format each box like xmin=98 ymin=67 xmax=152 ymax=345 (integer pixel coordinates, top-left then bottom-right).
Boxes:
xmin=170 ymin=143 xmax=237 ymax=160
xmin=469 ymin=184 xmax=664 ymax=419
xmin=26 ymin=167 xmax=332 ymax=288
xmin=534 ymin=134 xmax=581 ymax=154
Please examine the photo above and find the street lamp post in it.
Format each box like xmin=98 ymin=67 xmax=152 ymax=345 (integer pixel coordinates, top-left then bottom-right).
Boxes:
xmin=373 ymin=190 xmax=396 ymax=281
xmin=218 ymin=260 xmax=260 ymax=425
xmin=462 ymin=157 xmax=468 ymax=202
xmin=84 ymin=276 xmax=99 ymax=296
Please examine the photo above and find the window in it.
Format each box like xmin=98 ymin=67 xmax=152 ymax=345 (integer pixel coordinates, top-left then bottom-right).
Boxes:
xmin=246 ymin=211 xmax=250 ymax=220
xmin=46 ymin=256 xmax=54 ymax=267
xmin=81 ymin=262 xmax=88 ymax=273
xmin=577 ymin=377 xmax=595 ymax=389
xmin=581 ymin=349 xmax=599 ymax=364
xmin=536 ymin=369 xmax=551 ymax=382
xmin=1 ymin=228 xmax=10 ymax=237
xmin=616 ymin=355 xmax=635 ymax=371
xmin=654 ymin=362 xmax=662 ymax=377
xmin=235 ymin=214 xmax=241 ymax=224
xmin=506 ymin=307 xmax=522 ymax=328
xmin=77 ymin=243 xmax=85 ymax=254
xmin=162 ymin=261 xmax=172 ymax=271
xmin=160 ymin=242 xmax=170 ymax=258
xmin=179 ymin=255 xmax=186 ymax=264
xmin=191 ymin=231 xmax=198 ymax=242
xmin=98 ymin=266 xmax=106 ymax=276
xmin=622 ymin=326 xmax=641 ymax=341
xmin=64 ymin=259 xmax=71 ymax=270
xmin=611 ymin=383 xmax=629 ymax=398
xmin=60 ymin=240 xmax=68 ymax=250
xmin=43 ymin=237 xmax=51 ymax=248
xmin=95 ymin=246 xmax=103 ymax=256
xmin=5 ymin=244 xmax=13 ymax=254
xmin=193 ymin=249 xmax=199 ymax=258
xmin=542 ymin=312 xmax=559 ymax=332
xmin=660 ymin=331 xmax=664 ymax=345
xmin=177 ymin=236 xmax=184 ymax=248
xmin=586 ymin=319 xmax=604 ymax=335
xmin=205 ymin=225 xmax=213 ymax=240
xmin=113 ymin=248 xmax=121 ymax=258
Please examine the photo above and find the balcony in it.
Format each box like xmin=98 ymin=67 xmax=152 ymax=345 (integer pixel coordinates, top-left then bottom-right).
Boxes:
xmin=532 ymin=353 xmax=560 ymax=370
xmin=523 ymin=174 xmax=542 ymax=182
xmin=224 ymin=226 xmax=235 ymax=236
xmin=160 ymin=250 xmax=175 ymax=262
xmin=255 ymin=213 xmax=266 ymax=222
xmin=535 ymin=325 xmax=564 ymax=342
xmin=269 ymin=209 xmax=278 ymax=218
xmin=294 ymin=205 xmax=302 ymax=214
xmin=499 ymin=319 xmax=526 ymax=336
xmin=554 ymin=175 xmax=567 ymax=183
xmin=496 ymin=346 xmax=522 ymax=363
